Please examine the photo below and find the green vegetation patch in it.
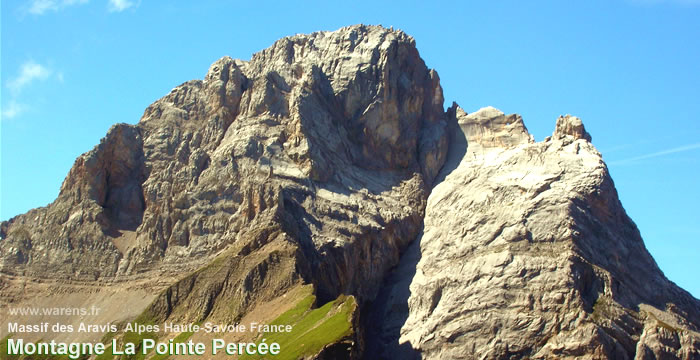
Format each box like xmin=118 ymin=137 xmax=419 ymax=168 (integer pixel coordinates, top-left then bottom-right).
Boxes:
xmin=0 ymin=334 xmax=19 ymax=360
xmin=94 ymin=345 xmax=115 ymax=360
xmin=1 ymin=334 xmax=89 ymax=360
xmin=117 ymin=311 xmax=159 ymax=360
xmin=241 ymin=291 xmax=356 ymax=360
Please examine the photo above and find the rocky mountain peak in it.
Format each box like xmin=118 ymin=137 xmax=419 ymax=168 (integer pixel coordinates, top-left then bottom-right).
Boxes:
xmin=1 ymin=24 xmax=448 ymax=305
xmin=371 ymin=106 xmax=700 ymax=359
xmin=456 ymin=105 xmax=534 ymax=151
xmin=553 ymin=114 xmax=592 ymax=142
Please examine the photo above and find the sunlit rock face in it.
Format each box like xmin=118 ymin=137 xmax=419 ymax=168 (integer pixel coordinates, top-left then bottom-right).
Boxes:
xmin=369 ymin=105 xmax=700 ymax=359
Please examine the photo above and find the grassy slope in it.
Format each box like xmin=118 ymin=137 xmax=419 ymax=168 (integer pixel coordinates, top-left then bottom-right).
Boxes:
xmin=0 ymin=334 xmax=89 ymax=360
xmin=93 ymin=312 xmax=159 ymax=360
xmin=2 ymin=291 xmax=355 ymax=360
xmin=240 ymin=290 xmax=356 ymax=360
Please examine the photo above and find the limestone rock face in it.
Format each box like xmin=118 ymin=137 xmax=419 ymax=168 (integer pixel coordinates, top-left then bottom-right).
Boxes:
xmin=0 ymin=25 xmax=447 ymax=309
xmin=458 ymin=105 xmax=534 ymax=150
xmin=370 ymin=105 xmax=700 ymax=359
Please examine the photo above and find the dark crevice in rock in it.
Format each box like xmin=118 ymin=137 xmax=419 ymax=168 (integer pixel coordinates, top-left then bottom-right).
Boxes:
xmin=363 ymin=105 xmax=465 ymax=359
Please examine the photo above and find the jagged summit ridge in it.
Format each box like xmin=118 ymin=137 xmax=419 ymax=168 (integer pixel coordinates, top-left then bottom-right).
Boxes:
xmin=554 ymin=113 xmax=593 ymax=142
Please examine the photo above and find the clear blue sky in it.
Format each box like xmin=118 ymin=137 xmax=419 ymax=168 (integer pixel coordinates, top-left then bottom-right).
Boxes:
xmin=2 ymin=1 xmax=699 ymax=298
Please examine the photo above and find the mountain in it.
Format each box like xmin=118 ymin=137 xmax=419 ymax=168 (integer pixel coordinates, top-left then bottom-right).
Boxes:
xmin=368 ymin=106 xmax=700 ymax=359
xmin=1 ymin=25 xmax=698 ymax=359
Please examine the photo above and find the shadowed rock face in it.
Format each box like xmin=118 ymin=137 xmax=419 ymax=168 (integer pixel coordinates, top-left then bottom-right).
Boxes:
xmin=1 ymin=25 xmax=699 ymax=359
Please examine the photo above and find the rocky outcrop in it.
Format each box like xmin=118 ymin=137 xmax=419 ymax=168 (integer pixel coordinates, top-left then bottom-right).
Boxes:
xmin=369 ymin=105 xmax=700 ymax=359
xmin=1 ymin=25 xmax=699 ymax=359
xmin=1 ymin=25 xmax=447 ymax=317
xmin=553 ymin=114 xmax=592 ymax=142
xmin=458 ymin=105 xmax=533 ymax=150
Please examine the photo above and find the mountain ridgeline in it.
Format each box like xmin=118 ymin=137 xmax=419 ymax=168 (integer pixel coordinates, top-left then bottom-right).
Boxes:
xmin=1 ymin=25 xmax=698 ymax=359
